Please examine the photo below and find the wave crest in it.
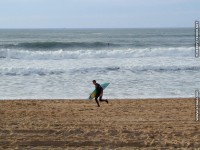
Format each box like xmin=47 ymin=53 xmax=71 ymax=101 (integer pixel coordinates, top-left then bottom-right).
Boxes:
xmin=0 ymin=47 xmax=193 ymax=60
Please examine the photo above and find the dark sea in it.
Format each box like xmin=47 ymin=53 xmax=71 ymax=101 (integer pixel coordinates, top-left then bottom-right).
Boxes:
xmin=0 ymin=28 xmax=199 ymax=99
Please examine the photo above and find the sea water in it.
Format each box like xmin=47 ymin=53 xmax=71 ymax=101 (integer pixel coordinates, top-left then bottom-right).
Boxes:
xmin=0 ymin=28 xmax=199 ymax=99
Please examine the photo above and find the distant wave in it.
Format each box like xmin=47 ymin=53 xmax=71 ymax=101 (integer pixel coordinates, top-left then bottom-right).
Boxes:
xmin=73 ymin=65 xmax=200 ymax=74
xmin=0 ymin=47 xmax=194 ymax=60
xmin=126 ymin=65 xmax=200 ymax=73
xmin=72 ymin=67 xmax=120 ymax=74
xmin=0 ymin=42 xmax=117 ymax=49
xmin=1 ymin=65 xmax=199 ymax=76
xmin=0 ymin=68 xmax=65 ymax=76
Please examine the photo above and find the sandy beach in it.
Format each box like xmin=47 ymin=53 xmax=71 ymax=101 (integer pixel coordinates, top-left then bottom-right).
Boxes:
xmin=0 ymin=98 xmax=200 ymax=149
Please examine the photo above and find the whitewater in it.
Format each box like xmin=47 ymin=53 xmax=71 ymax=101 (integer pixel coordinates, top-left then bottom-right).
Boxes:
xmin=0 ymin=28 xmax=199 ymax=99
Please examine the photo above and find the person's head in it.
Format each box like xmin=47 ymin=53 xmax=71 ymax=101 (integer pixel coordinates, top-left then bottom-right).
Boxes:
xmin=93 ymin=80 xmax=96 ymax=85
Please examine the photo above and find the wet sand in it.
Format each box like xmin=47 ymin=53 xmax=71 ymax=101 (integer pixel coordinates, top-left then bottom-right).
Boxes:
xmin=0 ymin=98 xmax=200 ymax=149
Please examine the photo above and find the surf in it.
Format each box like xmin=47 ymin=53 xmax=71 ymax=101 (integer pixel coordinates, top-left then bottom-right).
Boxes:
xmin=0 ymin=47 xmax=194 ymax=60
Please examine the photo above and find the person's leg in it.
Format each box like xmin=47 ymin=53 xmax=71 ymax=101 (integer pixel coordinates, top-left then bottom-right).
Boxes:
xmin=99 ymin=96 xmax=108 ymax=104
xmin=95 ymin=96 xmax=100 ymax=107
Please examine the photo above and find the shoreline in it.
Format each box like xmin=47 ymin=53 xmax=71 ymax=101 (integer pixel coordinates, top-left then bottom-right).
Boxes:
xmin=0 ymin=97 xmax=194 ymax=100
xmin=1 ymin=98 xmax=200 ymax=149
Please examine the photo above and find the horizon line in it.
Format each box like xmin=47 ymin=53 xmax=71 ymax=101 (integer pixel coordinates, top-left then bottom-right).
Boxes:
xmin=0 ymin=27 xmax=193 ymax=30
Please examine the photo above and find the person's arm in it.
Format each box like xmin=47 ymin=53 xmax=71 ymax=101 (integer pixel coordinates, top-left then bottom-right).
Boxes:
xmin=95 ymin=84 xmax=98 ymax=89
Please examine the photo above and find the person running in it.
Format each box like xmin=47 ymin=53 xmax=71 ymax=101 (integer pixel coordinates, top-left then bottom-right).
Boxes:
xmin=92 ymin=80 xmax=108 ymax=107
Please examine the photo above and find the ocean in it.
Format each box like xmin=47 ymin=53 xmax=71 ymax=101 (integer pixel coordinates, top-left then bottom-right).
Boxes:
xmin=0 ymin=28 xmax=199 ymax=99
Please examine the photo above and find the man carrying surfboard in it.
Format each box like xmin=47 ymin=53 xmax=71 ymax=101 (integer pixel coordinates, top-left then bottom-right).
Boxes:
xmin=93 ymin=80 xmax=108 ymax=107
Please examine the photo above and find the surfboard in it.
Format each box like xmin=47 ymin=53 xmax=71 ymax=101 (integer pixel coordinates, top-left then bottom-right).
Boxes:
xmin=88 ymin=83 xmax=110 ymax=100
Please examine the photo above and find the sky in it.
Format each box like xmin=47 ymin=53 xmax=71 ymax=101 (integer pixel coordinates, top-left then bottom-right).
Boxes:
xmin=0 ymin=0 xmax=199 ymax=28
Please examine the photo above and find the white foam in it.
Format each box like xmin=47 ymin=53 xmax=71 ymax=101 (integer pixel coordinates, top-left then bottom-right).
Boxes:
xmin=0 ymin=47 xmax=194 ymax=60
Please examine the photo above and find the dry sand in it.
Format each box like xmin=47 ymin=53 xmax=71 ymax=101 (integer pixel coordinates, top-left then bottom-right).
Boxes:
xmin=0 ymin=98 xmax=200 ymax=149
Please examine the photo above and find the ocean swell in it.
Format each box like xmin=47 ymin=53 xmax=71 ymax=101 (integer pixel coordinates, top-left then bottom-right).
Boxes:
xmin=0 ymin=42 xmax=117 ymax=49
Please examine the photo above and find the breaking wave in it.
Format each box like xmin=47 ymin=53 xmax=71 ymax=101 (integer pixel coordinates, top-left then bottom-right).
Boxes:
xmin=0 ymin=47 xmax=194 ymax=60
